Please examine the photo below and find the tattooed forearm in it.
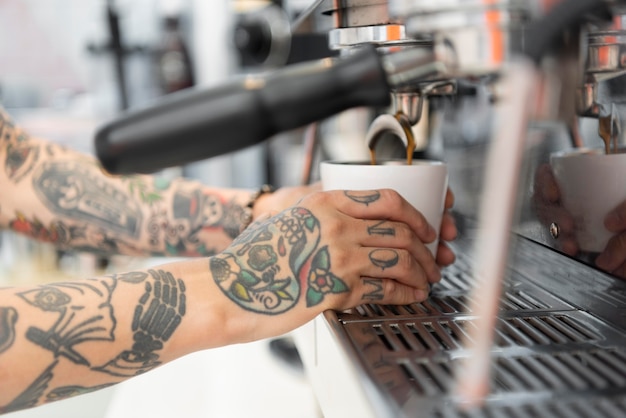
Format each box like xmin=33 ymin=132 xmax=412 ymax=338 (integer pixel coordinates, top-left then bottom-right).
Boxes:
xmin=172 ymin=188 xmax=247 ymax=241
xmin=0 ymin=307 xmax=17 ymax=354
xmin=210 ymin=207 xmax=349 ymax=313
xmin=344 ymin=190 xmax=381 ymax=206
xmin=6 ymin=143 xmax=39 ymax=182
xmin=2 ymin=351 xmax=113 ymax=413
xmin=46 ymin=383 xmax=113 ymax=403
xmin=1 ymin=107 xmax=259 ymax=257
xmin=1 ymin=269 xmax=188 ymax=412
xmin=18 ymin=280 xmax=117 ymax=366
xmin=94 ymin=269 xmax=186 ymax=377
xmin=1 ymin=361 xmax=58 ymax=414
xmin=33 ymin=161 xmax=143 ymax=237
xmin=363 ymin=279 xmax=385 ymax=301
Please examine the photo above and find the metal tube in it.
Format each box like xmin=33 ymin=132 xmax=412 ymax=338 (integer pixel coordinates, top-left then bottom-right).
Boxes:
xmin=455 ymin=58 xmax=539 ymax=407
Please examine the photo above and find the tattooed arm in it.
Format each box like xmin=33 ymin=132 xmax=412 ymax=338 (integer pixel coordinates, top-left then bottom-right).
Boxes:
xmin=0 ymin=108 xmax=313 ymax=257
xmin=0 ymin=188 xmax=446 ymax=413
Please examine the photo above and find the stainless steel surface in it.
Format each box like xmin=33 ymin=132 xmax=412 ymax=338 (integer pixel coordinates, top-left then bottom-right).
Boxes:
xmin=579 ymin=9 xmax=626 ymax=152
xmin=321 ymin=0 xmax=400 ymax=28
xmin=328 ymin=24 xmax=417 ymax=49
xmin=381 ymin=47 xmax=446 ymax=88
xmin=308 ymin=233 xmax=626 ymax=417
xmin=389 ymin=0 xmax=535 ymax=76
xmin=290 ymin=1 xmax=626 ymax=416
xmin=549 ymin=222 xmax=560 ymax=239
xmin=291 ymin=0 xmax=334 ymax=34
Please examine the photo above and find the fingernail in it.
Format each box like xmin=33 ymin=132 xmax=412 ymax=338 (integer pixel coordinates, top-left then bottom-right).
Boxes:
xmin=415 ymin=289 xmax=427 ymax=301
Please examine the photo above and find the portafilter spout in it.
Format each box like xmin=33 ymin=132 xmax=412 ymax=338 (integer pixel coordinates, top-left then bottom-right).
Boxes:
xmin=95 ymin=45 xmax=442 ymax=175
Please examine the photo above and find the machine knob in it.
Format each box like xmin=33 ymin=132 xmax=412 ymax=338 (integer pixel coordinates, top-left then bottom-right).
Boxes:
xmin=234 ymin=19 xmax=272 ymax=65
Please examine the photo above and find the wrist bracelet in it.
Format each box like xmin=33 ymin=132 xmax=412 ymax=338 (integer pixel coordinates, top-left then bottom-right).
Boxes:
xmin=242 ymin=184 xmax=275 ymax=231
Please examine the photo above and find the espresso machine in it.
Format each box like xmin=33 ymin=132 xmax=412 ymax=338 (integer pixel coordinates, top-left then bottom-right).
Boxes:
xmin=95 ymin=1 xmax=626 ymax=416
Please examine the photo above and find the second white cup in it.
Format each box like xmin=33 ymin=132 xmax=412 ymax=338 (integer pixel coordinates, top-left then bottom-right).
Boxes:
xmin=551 ymin=148 xmax=626 ymax=253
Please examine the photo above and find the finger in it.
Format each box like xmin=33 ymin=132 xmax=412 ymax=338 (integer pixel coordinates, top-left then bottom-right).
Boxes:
xmin=558 ymin=237 xmax=578 ymax=257
xmin=535 ymin=164 xmax=560 ymax=204
xmin=435 ymin=242 xmax=456 ymax=268
xmin=605 ymin=200 xmax=626 ymax=232
xmin=357 ymin=277 xmax=429 ymax=305
xmin=445 ymin=188 xmax=455 ymax=210
xmin=609 ymin=261 xmax=626 ymax=280
xmin=439 ymin=212 xmax=458 ymax=242
xmin=596 ymin=233 xmax=626 ymax=272
xmin=356 ymin=247 xmax=432 ymax=291
xmin=322 ymin=189 xmax=437 ymax=244
xmin=360 ymin=220 xmax=440 ymax=283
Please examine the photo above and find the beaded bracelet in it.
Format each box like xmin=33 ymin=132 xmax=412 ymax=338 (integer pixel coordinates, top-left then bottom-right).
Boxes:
xmin=241 ymin=184 xmax=275 ymax=231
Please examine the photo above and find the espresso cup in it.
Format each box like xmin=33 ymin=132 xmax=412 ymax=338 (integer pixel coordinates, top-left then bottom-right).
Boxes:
xmin=550 ymin=148 xmax=626 ymax=253
xmin=320 ymin=159 xmax=448 ymax=256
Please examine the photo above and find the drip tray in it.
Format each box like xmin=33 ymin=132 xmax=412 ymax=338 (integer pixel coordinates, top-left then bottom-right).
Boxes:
xmin=299 ymin=236 xmax=626 ymax=418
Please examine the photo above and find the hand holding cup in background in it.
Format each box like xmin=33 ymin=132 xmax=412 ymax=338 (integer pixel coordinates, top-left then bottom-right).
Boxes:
xmin=595 ymin=200 xmax=626 ymax=277
xmin=546 ymin=148 xmax=626 ymax=278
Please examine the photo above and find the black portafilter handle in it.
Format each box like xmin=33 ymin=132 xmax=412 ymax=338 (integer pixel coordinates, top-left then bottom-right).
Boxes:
xmin=95 ymin=45 xmax=391 ymax=174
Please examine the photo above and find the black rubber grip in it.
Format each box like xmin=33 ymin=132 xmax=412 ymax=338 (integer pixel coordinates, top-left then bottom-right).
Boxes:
xmin=95 ymin=45 xmax=390 ymax=174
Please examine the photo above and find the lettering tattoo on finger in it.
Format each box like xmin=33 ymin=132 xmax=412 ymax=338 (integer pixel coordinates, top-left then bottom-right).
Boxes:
xmin=369 ymin=249 xmax=399 ymax=270
xmin=344 ymin=190 xmax=381 ymax=206
xmin=368 ymin=221 xmax=395 ymax=237
xmin=362 ymin=279 xmax=384 ymax=301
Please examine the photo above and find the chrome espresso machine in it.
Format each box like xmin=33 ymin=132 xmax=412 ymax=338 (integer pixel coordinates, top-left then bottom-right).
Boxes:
xmin=95 ymin=1 xmax=626 ymax=416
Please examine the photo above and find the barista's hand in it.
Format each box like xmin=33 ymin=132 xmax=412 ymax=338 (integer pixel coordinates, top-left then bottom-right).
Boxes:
xmin=595 ymin=201 xmax=626 ymax=277
xmin=532 ymin=163 xmax=578 ymax=256
xmin=436 ymin=188 xmax=458 ymax=267
xmin=260 ymin=185 xmax=458 ymax=268
xmin=212 ymin=189 xmax=440 ymax=335
xmin=252 ymin=182 xmax=321 ymax=220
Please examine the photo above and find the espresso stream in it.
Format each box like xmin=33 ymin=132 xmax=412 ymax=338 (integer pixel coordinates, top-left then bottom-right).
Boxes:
xmin=599 ymin=114 xmax=618 ymax=155
xmin=369 ymin=121 xmax=415 ymax=166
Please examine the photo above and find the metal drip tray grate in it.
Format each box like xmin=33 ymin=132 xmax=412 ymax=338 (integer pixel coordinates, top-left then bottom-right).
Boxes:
xmin=432 ymin=396 xmax=626 ymax=418
xmin=347 ymin=284 xmax=573 ymax=320
xmin=396 ymin=348 xmax=626 ymax=396
xmin=362 ymin=313 xmax=606 ymax=356
xmin=321 ymin=237 xmax=626 ymax=417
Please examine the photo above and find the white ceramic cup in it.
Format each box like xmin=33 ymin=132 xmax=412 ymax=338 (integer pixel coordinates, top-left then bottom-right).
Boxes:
xmin=320 ymin=159 xmax=449 ymax=256
xmin=550 ymin=148 xmax=626 ymax=253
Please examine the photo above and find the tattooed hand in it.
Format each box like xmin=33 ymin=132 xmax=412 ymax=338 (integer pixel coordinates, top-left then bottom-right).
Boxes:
xmin=210 ymin=188 xmax=448 ymax=321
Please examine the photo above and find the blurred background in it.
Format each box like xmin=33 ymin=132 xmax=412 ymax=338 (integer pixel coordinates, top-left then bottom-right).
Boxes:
xmin=0 ymin=0 xmax=327 ymax=417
